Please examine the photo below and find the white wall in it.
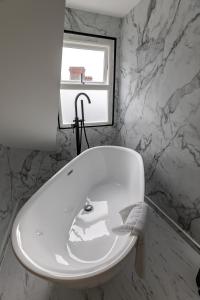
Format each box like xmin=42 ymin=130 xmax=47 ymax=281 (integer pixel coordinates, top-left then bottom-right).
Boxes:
xmin=0 ymin=0 xmax=65 ymax=150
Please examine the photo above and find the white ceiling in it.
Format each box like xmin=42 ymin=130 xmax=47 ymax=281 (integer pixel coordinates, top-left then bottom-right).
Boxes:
xmin=65 ymin=0 xmax=141 ymax=18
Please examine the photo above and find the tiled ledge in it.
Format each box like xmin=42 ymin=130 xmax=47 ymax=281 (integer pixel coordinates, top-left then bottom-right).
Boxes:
xmin=145 ymin=196 xmax=200 ymax=255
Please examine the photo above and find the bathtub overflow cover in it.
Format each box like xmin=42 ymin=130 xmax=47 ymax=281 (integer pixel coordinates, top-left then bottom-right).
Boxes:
xmin=84 ymin=204 xmax=93 ymax=212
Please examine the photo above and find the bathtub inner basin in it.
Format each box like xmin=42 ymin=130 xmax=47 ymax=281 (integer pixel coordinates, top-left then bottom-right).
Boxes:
xmin=12 ymin=146 xmax=144 ymax=286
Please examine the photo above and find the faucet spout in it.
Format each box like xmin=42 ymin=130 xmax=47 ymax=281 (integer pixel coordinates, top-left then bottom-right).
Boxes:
xmin=75 ymin=93 xmax=91 ymax=121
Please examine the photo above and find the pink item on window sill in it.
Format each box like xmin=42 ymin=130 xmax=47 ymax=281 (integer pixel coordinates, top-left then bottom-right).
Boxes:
xmin=69 ymin=66 xmax=85 ymax=80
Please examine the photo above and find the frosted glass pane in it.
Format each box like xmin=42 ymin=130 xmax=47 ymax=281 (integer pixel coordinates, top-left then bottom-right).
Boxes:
xmin=60 ymin=90 xmax=109 ymax=126
xmin=61 ymin=47 xmax=105 ymax=82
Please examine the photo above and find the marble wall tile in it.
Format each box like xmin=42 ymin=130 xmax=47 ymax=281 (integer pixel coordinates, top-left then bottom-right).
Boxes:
xmin=0 ymin=207 xmax=199 ymax=300
xmin=0 ymin=146 xmax=13 ymax=257
xmin=116 ymin=0 xmax=200 ymax=243
xmin=0 ymin=3 xmax=200 ymax=300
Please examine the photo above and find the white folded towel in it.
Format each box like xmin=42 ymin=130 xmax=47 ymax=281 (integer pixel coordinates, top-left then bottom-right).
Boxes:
xmin=112 ymin=202 xmax=148 ymax=235
xmin=112 ymin=202 xmax=148 ymax=278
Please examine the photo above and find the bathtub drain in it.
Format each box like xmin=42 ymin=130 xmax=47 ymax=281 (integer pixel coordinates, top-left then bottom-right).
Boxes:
xmin=84 ymin=204 xmax=93 ymax=212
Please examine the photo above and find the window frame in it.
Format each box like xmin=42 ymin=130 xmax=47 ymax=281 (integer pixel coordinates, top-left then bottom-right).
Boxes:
xmin=61 ymin=42 xmax=108 ymax=85
xmin=58 ymin=30 xmax=117 ymax=129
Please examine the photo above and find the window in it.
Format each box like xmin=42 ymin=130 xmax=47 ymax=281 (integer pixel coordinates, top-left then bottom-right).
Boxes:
xmin=59 ymin=31 xmax=116 ymax=128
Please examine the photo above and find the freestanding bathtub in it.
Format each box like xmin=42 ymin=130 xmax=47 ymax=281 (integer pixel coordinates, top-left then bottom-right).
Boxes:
xmin=12 ymin=146 xmax=144 ymax=288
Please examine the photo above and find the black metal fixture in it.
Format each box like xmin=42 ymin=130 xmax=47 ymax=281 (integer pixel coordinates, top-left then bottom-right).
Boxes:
xmin=72 ymin=92 xmax=91 ymax=155
xmin=196 ymin=268 xmax=200 ymax=295
xmin=84 ymin=203 xmax=93 ymax=212
xmin=58 ymin=30 xmax=116 ymax=130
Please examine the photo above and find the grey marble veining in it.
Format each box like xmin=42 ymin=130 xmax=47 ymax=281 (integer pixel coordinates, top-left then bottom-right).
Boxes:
xmin=0 ymin=207 xmax=199 ymax=300
xmin=0 ymin=146 xmax=13 ymax=257
xmin=116 ymin=0 xmax=200 ymax=243
xmin=0 ymin=2 xmax=200 ymax=300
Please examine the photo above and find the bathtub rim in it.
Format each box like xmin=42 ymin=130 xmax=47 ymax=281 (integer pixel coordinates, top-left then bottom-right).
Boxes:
xmin=11 ymin=145 xmax=144 ymax=282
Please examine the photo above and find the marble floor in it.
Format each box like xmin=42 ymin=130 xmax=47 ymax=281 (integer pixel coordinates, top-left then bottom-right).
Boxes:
xmin=0 ymin=207 xmax=199 ymax=300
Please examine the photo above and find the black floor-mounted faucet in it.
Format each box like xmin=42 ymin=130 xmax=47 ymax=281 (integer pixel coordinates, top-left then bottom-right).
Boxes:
xmin=73 ymin=93 xmax=91 ymax=155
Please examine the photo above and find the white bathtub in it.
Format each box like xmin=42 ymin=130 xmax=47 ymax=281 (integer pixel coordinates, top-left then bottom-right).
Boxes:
xmin=12 ymin=146 xmax=144 ymax=288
